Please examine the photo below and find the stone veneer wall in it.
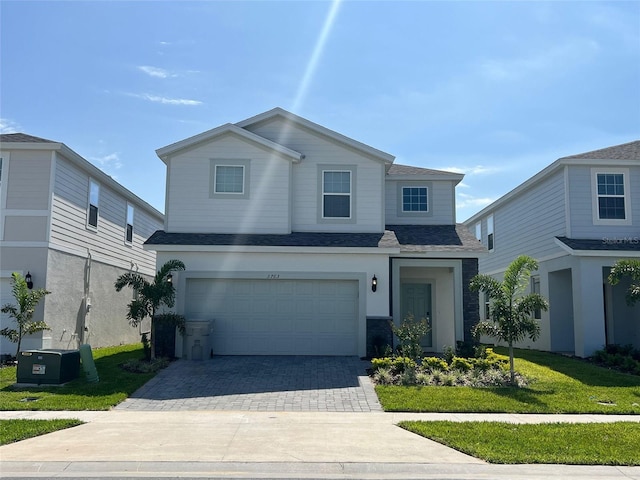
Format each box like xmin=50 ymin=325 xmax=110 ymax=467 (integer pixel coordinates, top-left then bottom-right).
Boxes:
xmin=366 ymin=316 xmax=393 ymax=358
xmin=462 ymin=258 xmax=480 ymax=343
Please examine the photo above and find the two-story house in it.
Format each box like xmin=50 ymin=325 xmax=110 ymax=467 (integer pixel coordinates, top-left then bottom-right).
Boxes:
xmin=145 ymin=108 xmax=485 ymax=358
xmin=464 ymin=141 xmax=640 ymax=357
xmin=0 ymin=134 xmax=164 ymax=356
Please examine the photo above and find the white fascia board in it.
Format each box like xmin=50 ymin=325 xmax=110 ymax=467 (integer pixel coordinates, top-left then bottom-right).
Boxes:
xmin=0 ymin=142 xmax=64 ymax=151
xmin=156 ymin=123 xmax=304 ymax=163
xmin=144 ymin=244 xmax=400 ymax=255
xmin=395 ymin=250 xmax=487 ymax=259
xmin=236 ymin=108 xmax=396 ymax=164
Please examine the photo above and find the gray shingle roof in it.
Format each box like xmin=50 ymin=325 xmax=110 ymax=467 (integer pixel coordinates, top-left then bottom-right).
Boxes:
xmin=559 ymin=140 xmax=640 ymax=161
xmin=0 ymin=133 xmax=57 ymax=143
xmin=387 ymin=164 xmax=459 ymax=176
xmin=556 ymin=236 xmax=640 ymax=252
xmin=145 ymin=225 xmax=486 ymax=253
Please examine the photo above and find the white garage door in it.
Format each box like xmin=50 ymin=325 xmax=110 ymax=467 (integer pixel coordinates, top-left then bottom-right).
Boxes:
xmin=185 ymin=278 xmax=358 ymax=355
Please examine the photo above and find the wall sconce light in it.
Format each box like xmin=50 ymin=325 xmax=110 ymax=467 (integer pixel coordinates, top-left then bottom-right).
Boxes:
xmin=371 ymin=274 xmax=377 ymax=292
xmin=166 ymin=273 xmax=173 ymax=284
xmin=25 ymin=272 xmax=33 ymax=290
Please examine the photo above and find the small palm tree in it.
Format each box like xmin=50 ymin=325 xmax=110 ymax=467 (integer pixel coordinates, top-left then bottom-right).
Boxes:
xmin=608 ymin=259 xmax=640 ymax=306
xmin=0 ymin=272 xmax=51 ymax=358
xmin=115 ymin=259 xmax=185 ymax=360
xmin=470 ymin=255 xmax=548 ymax=384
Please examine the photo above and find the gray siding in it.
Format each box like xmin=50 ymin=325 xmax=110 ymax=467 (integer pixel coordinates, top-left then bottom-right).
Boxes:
xmin=50 ymin=155 xmax=159 ymax=274
xmin=478 ymin=169 xmax=567 ymax=273
xmin=246 ymin=118 xmax=386 ymax=233
xmin=165 ymin=133 xmax=292 ymax=234
xmin=385 ymin=180 xmax=456 ymax=225
xmin=568 ymin=165 xmax=639 ymax=239
xmin=4 ymin=150 xmax=51 ymax=210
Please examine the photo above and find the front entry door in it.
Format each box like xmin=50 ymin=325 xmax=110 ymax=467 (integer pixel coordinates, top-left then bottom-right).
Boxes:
xmin=400 ymin=283 xmax=433 ymax=348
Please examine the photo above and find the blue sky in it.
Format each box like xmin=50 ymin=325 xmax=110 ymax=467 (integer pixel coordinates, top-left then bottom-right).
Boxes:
xmin=1 ymin=1 xmax=639 ymax=221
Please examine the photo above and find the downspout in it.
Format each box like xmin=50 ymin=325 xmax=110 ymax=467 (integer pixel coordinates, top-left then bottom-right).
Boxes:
xmin=82 ymin=248 xmax=92 ymax=345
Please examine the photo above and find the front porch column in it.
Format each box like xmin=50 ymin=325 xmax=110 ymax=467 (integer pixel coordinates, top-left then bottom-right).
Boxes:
xmin=572 ymin=259 xmax=606 ymax=357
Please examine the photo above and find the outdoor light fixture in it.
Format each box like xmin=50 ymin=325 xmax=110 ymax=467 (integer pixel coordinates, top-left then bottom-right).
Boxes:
xmin=371 ymin=274 xmax=377 ymax=292
xmin=25 ymin=272 xmax=33 ymax=289
xmin=166 ymin=273 xmax=173 ymax=284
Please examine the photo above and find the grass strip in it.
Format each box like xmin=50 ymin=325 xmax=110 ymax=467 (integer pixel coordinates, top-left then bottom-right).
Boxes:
xmin=376 ymin=348 xmax=640 ymax=414
xmin=0 ymin=419 xmax=83 ymax=445
xmin=400 ymin=421 xmax=640 ymax=465
xmin=0 ymin=344 xmax=156 ymax=410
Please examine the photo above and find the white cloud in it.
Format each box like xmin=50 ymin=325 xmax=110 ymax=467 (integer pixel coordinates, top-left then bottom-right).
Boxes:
xmin=89 ymin=152 xmax=123 ymax=171
xmin=0 ymin=118 xmax=21 ymax=133
xmin=439 ymin=165 xmax=504 ymax=176
xmin=138 ymin=65 xmax=174 ymax=78
xmin=129 ymin=93 xmax=202 ymax=106
xmin=456 ymin=193 xmax=496 ymax=209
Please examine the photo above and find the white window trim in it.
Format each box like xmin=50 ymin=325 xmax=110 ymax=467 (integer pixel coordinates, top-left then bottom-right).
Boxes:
xmin=317 ymin=164 xmax=357 ymax=224
xmin=210 ymin=159 xmax=251 ymax=199
xmin=87 ymin=178 xmax=100 ymax=230
xmin=591 ymin=168 xmax=632 ymax=226
xmin=474 ymin=222 xmax=481 ymax=241
xmin=487 ymin=214 xmax=494 ymax=251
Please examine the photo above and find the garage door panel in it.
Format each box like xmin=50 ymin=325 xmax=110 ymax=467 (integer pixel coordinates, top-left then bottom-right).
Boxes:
xmin=185 ymin=278 xmax=358 ymax=355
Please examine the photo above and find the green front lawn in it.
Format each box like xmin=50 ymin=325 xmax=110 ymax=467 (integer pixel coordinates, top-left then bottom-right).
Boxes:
xmin=376 ymin=348 xmax=640 ymax=413
xmin=0 ymin=344 xmax=156 ymax=410
xmin=0 ymin=419 xmax=84 ymax=445
xmin=400 ymin=421 xmax=640 ymax=465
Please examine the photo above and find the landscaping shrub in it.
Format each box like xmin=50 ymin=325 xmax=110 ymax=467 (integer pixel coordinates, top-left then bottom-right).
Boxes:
xmin=591 ymin=344 xmax=640 ymax=375
xmin=371 ymin=347 xmax=525 ymax=387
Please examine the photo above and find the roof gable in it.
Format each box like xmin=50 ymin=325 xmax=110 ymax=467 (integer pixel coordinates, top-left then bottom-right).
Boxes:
xmin=236 ymin=108 xmax=396 ymax=164
xmin=156 ymin=123 xmax=304 ymax=163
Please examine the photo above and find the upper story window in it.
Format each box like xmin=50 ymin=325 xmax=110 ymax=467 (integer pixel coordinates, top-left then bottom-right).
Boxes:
xmin=402 ymin=187 xmax=428 ymax=212
xmin=474 ymin=222 xmax=481 ymax=241
xmin=125 ymin=203 xmax=134 ymax=244
xmin=323 ymin=170 xmax=351 ymax=218
xmin=591 ymin=169 xmax=631 ymax=226
xmin=87 ymin=179 xmax=100 ymax=229
xmin=210 ymin=159 xmax=250 ymax=199
xmin=487 ymin=214 xmax=494 ymax=251
xmin=0 ymin=157 xmax=3 ymax=187
xmin=215 ymin=165 xmax=244 ymax=194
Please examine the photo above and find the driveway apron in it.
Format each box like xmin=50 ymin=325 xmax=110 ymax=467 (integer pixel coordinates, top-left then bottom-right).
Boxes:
xmin=115 ymin=356 xmax=382 ymax=412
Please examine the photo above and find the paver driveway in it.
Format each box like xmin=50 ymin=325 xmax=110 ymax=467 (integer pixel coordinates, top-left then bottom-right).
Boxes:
xmin=115 ymin=356 xmax=382 ymax=412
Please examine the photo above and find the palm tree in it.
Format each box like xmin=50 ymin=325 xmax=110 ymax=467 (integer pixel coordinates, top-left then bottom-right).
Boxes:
xmin=608 ymin=259 xmax=640 ymax=306
xmin=115 ymin=259 xmax=185 ymax=360
xmin=470 ymin=255 xmax=548 ymax=384
xmin=0 ymin=272 xmax=51 ymax=358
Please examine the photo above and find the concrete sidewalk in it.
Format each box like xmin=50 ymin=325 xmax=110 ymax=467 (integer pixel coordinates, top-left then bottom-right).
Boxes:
xmin=1 ymin=411 xmax=639 ymax=479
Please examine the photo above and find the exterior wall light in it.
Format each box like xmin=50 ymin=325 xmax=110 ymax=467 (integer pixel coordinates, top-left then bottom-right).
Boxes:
xmin=25 ymin=272 xmax=33 ymax=289
xmin=371 ymin=274 xmax=377 ymax=292
xmin=167 ymin=273 xmax=173 ymax=284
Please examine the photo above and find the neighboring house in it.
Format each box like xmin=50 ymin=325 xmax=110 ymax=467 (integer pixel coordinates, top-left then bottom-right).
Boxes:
xmin=0 ymin=134 xmax=164 ymax=355
xmin=146 ymin=108 xmax=485 ymax=358
xmin=464 ymin=141 xmax=640 ymax=357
